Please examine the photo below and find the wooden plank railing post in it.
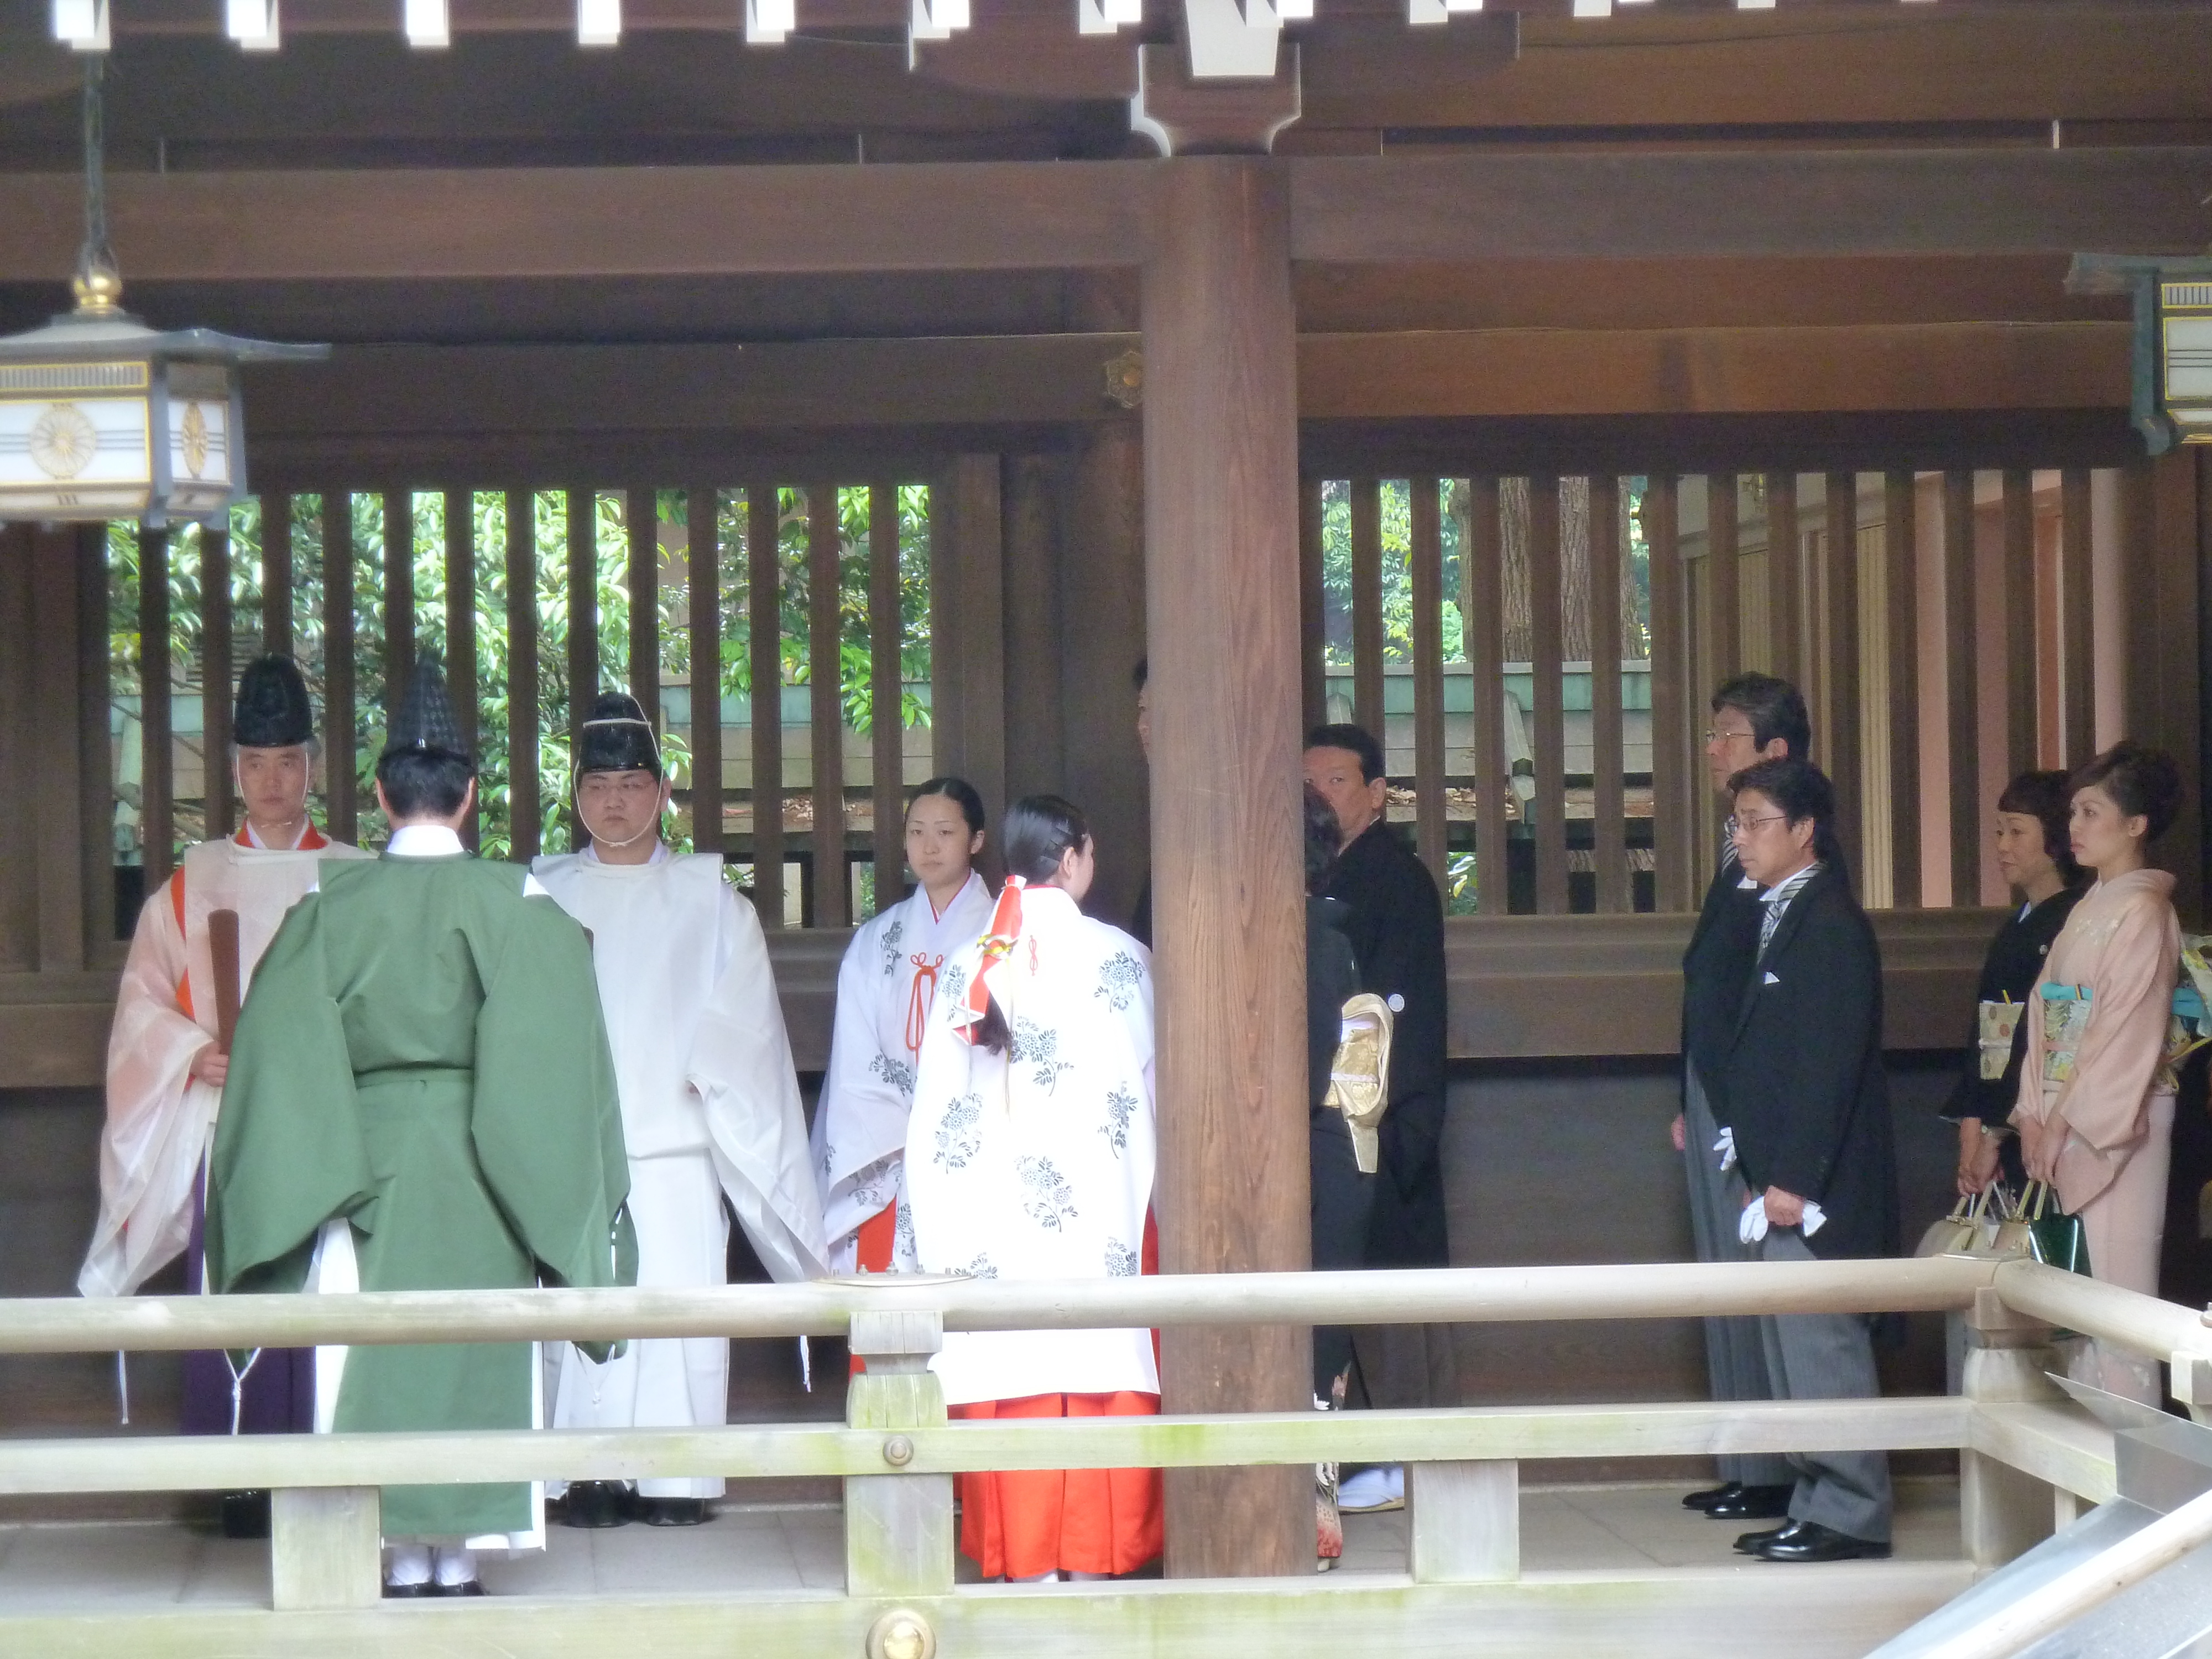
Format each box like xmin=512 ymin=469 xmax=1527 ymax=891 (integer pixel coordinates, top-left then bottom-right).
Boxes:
xmin=321 ymin=494 xmax=357 ymax=843
xmin=1410 ymin=1459 xmax=1519 ymax=1583
xmin=201 ymin=526 xmax=234 ymax=839
xmin=1463 ymin=477 xmax=1508 ymax=915
xmin=269 ymin=1485 xmax=380 ymax=1611
xmin=1943 ymin=470 xmax=1981 ymax=907
xmin=1822 ymin=473 xmax=1863 ymax=884
xmin=504 ymin=491 xmax=541 ymax=862
xmin=748 ymin=484 xmax=786 ymax=926
xmin=1410 ymin=475 xmax=1447 ymax=891
xmin=1588 ymin=476 xmax=1627 ymax=914
xmin=807 ymin=483 xmax=848 ymax=928
xmin=868 ymin=482 xmax=905 ymax=909
xmin=1645 ymin=476 xmax=1691 ymax=912
xmin=1882 ymin=471 xmax=1921 ymax=908
xmin=139 ymin=527 xmax=173 ymax=891
xmin=1528 ymin=475 xmax=1568 ymax=915
xmin=1961 ymin=1285 xmax=2061 ymax=1571
xmin=1350 ymin=477 xmax=1385 ymax=742
xmin=844 ymin=1309 xmax=954 ymax=1599
xmin=444 ymin=491 xmax=478 ymax=850
xmin=688 ymin=485 xmax=724 ymax=858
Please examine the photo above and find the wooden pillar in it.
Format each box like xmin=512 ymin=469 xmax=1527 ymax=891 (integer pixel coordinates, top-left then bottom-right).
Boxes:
xmin=1528 ymin=477 xmax=1568 ymax=915
xmin=1764 ymin=471 xmax=1801 ymax=688
xmin=321 ymin=497 xmax=356 ymax=843
xmin=867 ymin=482 xmax=905 ymax=907
xmin=260 ymin=493 xmax=293 ymax=658
xmin=1588 ymin=476 xmax=1627 ymax=914
xmin=748 ymin=484 xmax=785 ymax=926
xmin=382 ymin=491 xmax=415 ymax=707
xmin=1409 ymin=476 xmax=1447 ymax=891
xmin=0 ymin=528 xmax=36 ymax=970
xmin=1142 ymin=154 xmax=1309 ymax=1580
xmin=444 ymin=492 xmax=478 ymax=849
xmin=1061 ymin=418 xmax=1149 ymax=927
xmin=139 ymin=528 xmax=173 ymax=891
xmin=504 ymin=491 xmax=540 ymax=862
xmin=1821 ymin=474 xmax=1863 ymax=884
xmin=1002 ymin=453 xmax=1066 ymax=804
xmin=1882 ymin=472 xmax=1922 ymax=908
xmin=567 ymin=489 xmax=599 ymax=752
xmin=2059 ymin=469 xmax=2095 ymax=769
xmin=29 ymin=526 xmax=92 ymax=970
xmin=1298 ymin=477 xmax=1327 ymax=734
xmin=201 ymin=528 xmax=234 ymax=839
xmin=627 ymin=487 xmax=661 ymax=732
xmin=1464 ymin=477 xmax=1509 ymax=915
xmin=935 ymin=455 xmax=1006 ymax=831
xmin=1350 ymin=477 xmax=1385 ymax=740
xmin=1645 ymin=477 xmax=1692 ymax=913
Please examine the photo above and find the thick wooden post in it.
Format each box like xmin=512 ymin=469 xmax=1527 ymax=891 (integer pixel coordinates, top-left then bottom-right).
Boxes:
xmin=1959 ymin=1287 xmax=2062 ymax=1569
xmin=1142 ymin=155 xmax=1310 ymax=1579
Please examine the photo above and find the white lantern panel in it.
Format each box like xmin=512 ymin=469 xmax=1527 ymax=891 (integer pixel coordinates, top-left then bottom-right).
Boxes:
xmin=2163 ymin=315 xmax=2212 ymax=401
xmin=166 ymin=398 xmax=233 ymax=489
xmin=0 ymin=397 xmax=152 ymax=492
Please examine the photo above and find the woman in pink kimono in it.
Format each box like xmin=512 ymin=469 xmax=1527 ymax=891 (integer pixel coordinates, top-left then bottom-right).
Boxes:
xmin=2012 ymin=742 xmax=2185 ymax=1403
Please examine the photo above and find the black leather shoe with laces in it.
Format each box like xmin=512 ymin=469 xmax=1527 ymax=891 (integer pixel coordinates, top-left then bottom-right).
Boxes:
xmin=1751 ymin=1521 xmax=1891 ymax=1563
xmin=1703 ymin=1483 xmax=1794 ymax=1521
xmin=1681 ymin=1481 xmax=1743 ymax=1512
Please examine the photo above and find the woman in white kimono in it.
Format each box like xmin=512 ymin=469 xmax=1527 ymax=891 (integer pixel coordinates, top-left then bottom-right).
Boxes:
xmin=905 ymin=795 xmax=1161 ymax=1583
xmin=2013 ymin=742 xmax=2186 ymax=1404
xmin=814 ymin=778 xmax=995 ymax=1275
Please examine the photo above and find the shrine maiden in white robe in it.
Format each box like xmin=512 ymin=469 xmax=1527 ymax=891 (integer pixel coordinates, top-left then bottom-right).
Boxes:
xmin=82 ymin=824 xmax=367 ymax=1300
xmin=533 ymin=846 xmax=828 ymax=1500
xmin=814 ymin=870 xmax=995 ymax=1274
xmin=904 ymin=882 xmax=1157 ymax=1405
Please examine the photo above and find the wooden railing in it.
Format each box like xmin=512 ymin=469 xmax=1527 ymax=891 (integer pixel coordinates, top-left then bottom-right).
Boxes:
xmin=1309 ymin=468 xmax=2152 ymax=917
xmin=1 ymin=1254 xmax=2202 ymax=1656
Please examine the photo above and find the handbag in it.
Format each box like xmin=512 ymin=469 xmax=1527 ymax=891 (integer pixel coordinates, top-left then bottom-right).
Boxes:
xmin=2013 ymin=1179 xmax=2091 ymax=1276
xmin=1915 ymin=1188 xmax=1994 ymax=1258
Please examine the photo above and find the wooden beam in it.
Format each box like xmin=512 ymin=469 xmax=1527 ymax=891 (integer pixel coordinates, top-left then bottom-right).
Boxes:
xmin=1144 ymin=155 xmax=1309 ymax=1579
xmin=2 ymin=150 xmax=2208 ymax=282
xmin=1297 ymin=324 xmax=2131 ymax=420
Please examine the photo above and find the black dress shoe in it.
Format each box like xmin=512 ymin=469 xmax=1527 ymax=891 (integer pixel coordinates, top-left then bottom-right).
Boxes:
xmin=382 ymin=1580 xmax=435 ymax=1599
xmin=1682 ymin=1481 xmax=1744 ymax=1512
xmin=560 ymin=1480 xmax=633 ymax=1528
xmin=219 ymin=1490 xmax=272 ymax=1540
xmin=438 ymin=1579 xmax=487 ymax=1597
xmin=1752 ymin=1521 xmax=1891 ymax=1563
xmin=637 ymin=1497 xmax=711 ymax=1527
xmin=1703 ymin=1483 xmax=1795 ymax=1522
xmin=1735 ymin=1520 xmax=1804 ymax=1556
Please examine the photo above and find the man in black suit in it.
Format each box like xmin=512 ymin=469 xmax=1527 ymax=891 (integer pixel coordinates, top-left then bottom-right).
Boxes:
xmin=1716 ymin=757 xmax=1898 ymax=1562
xmin=1674 ymin=673 xmax=1808 ymax=1524
xmin=1305 ymin=723 xmax=1449 ymax=1512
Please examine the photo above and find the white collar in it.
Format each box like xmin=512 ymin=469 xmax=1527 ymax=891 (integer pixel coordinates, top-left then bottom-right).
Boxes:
xmin=1760 ymin=862 xmax=1820 ymax=903
xmin=387 ymin=823 xmax=465 ymax=858
xmin=582 ymin=840 xmax=669 ymax=867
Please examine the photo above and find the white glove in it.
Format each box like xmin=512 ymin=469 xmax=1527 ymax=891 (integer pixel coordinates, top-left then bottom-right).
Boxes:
xmin=1740 ymin=1196 xmax=1827 ymax=1244
xmin=1712 ymin=1128 xmax=1737 ymax=1172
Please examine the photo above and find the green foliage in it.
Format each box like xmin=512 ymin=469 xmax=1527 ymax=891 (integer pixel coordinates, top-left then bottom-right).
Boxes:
xmin=1318 ymin=479 xmax=1466 ymax=671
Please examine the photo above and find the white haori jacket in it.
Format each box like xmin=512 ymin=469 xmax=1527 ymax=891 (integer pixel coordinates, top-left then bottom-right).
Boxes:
xmin=531 ymin=847 xmax=828 ymax=1284
xmin=813 ymin=870 xmax=996 ymax=1272
xmin=904 ymin=881 xmax=1157 ymax=1406
xmin=81 ymin=825 xmax=366 ymax=1299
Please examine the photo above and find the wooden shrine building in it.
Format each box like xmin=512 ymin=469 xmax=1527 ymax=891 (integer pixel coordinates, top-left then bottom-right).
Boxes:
xmin=2 ymin=0 xmax=2212 ymax=1626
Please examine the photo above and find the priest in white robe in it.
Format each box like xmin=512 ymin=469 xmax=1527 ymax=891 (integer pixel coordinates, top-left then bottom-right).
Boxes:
xmin=905 ymin=794 xmax=1160 ymax=1582
xmin=81 ymin=655 xmax=367 ymax=1526
xmin=814 ymin=778 xmax=995 ymax=1276
xmin=534 ymin=692 xmax=828 ymax=1527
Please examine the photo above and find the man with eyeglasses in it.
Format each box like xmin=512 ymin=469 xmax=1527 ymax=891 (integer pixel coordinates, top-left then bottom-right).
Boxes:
xmin=1673 ymin=672 xmax=1811 ymax=1525
xmin=531 ymin=690 xmax=827 ymax=1530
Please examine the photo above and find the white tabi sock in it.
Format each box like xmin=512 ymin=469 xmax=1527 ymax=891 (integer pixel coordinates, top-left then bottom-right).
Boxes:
xmin=384 ymin=1544 xmax=432 ymax=1587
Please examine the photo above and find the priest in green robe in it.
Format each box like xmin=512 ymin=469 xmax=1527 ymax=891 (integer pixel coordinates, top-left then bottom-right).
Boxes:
xmin=206 ymin=659 xmax=635 ymax=1597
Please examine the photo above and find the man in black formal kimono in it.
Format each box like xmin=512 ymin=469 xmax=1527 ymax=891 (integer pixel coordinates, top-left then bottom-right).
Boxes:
xmin=1674 ymin=672 xmax=1808 ymax=1524
xmin=1305 ymin=723 xmax=1449 ymax=1512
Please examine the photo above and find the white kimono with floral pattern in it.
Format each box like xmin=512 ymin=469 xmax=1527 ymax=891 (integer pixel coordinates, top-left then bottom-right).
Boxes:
xmin=813 ymin=872 xmax=996 ymax=1274
xmin=904 ymin=885 xmax=1156 ymax=1405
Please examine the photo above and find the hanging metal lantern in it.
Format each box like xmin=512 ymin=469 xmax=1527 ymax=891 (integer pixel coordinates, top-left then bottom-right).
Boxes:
xmin=0 ymin=58 xmax=326 ymax=528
